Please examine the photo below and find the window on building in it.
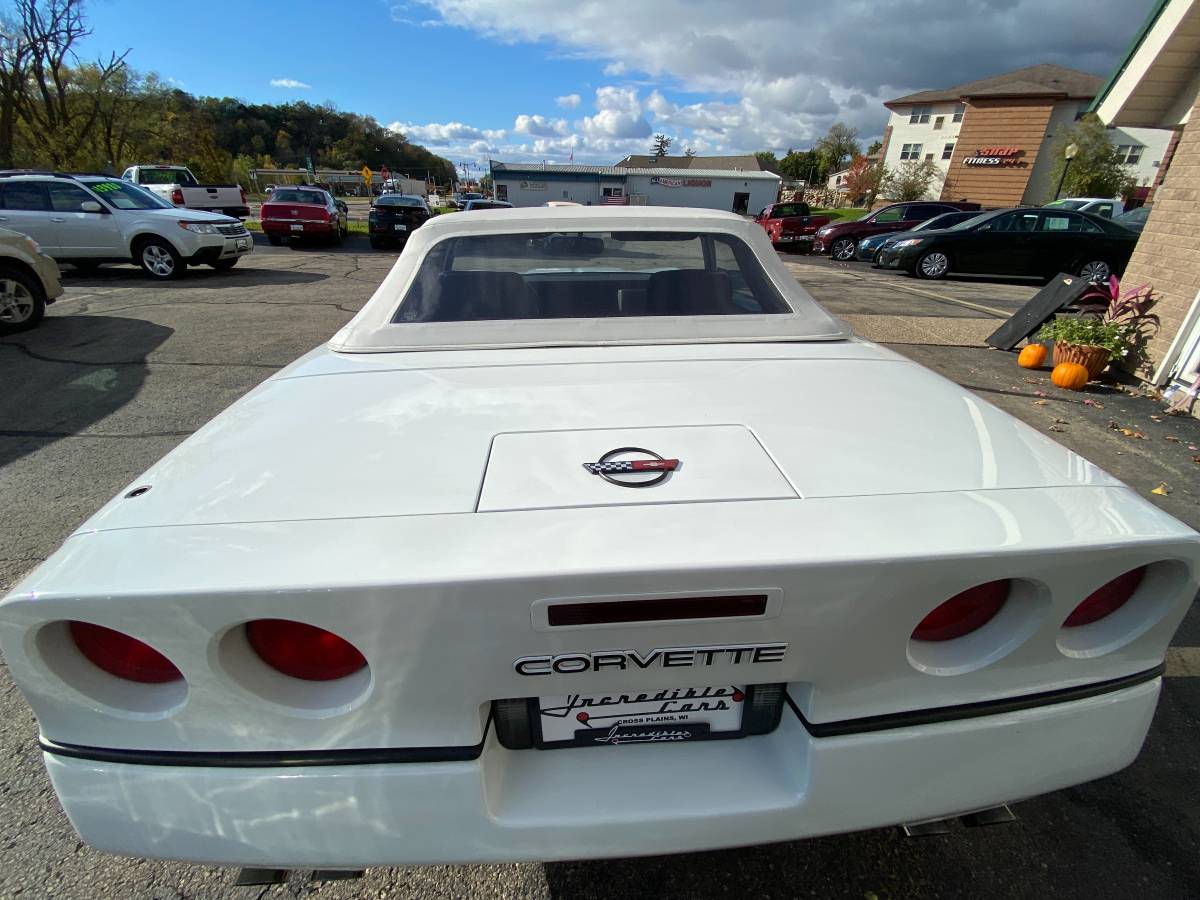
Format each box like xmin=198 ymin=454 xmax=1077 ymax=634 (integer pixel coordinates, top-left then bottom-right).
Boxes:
xmin=1116 ymin=144 xmax=1144 ymax=165
xmin=942 ymin=143 xmax=955 ymax=160
xmin=900 ymin=143 xmax=923 ymax=161
xmin=909 ymin=106 xmax=932 ymax=124
xmin=933 ymin=116 xmax=944 ymax=130
xmin=952 ymin=103 xmax=966 ymax=123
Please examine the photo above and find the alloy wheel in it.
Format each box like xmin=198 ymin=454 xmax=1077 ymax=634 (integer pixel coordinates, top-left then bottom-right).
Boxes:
xmin=831 ymin=239 xmax=856 ymax=261
xmin=0 ymin=277 xmax=34 ymax=324
xmin=142 ymin=244 xmax=175 ymax=278
xmin=1080 ymin=260 xmax=1111 ymax=282
xmin=919 ymin=251 xmax=949 ymax=278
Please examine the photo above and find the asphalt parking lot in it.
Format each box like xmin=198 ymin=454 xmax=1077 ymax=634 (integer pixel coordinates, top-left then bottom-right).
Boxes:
xmin=1 ymin=236 xmax=1197 ymax=899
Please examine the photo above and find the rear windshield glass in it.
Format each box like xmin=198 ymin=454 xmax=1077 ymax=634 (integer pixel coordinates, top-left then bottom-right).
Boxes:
xmin=87 ymin=180 xmax=173 ymax=210
xmin=375 ymin=195 xmax=425 ymax=207
xmin=135 ymin=168 xmax=197 ymax=186
xmin=392 ymin=231 xmax=792 ymax=322
xmin=271 ymin=189 xmax=327 ymax=204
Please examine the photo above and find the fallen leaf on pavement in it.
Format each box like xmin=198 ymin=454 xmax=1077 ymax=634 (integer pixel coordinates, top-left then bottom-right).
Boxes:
xmin=1108 ymin=420 xmax=1121 ymax=430
xmin=1165 ymin=436 xmax=1180 ymax=443
xmin=1033 ymin=390 xmax=1048 ymax=397
xmin=1151 ymin=482 xmax=1170 ymax=496
xmin=1082 ymin=398 xmax=1104 ymax=408
xmin=1053 ymin=417 xmax=1068 ymax=424
xmin=1049 ymin=424 xmax=1066 ymax=432
xmin=1150 ymin=415 xmax=1162 ymax=421
xmin=1034 ymin=399 xmax=1048 ymax=406
xmin=1119 ymin=429 xmax=1147 ymax=439
xmin=1193 ymin=456 xmax=1200 ymax=464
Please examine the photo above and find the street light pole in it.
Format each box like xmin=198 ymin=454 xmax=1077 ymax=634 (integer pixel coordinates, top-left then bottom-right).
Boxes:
xmin=1054 ymin=142 xmax=1079 ymax=201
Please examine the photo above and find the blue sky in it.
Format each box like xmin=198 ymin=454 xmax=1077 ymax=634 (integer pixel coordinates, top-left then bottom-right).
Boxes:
xmin=75 ymin=0 xmax=1154 ymax=171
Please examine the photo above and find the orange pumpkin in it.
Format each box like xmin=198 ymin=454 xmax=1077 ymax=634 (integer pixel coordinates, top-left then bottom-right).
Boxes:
xmin=1018 ymin=344 xmax=1048 ymax=369
xmin=1051 ymin=361 xmax=1089 ymax=391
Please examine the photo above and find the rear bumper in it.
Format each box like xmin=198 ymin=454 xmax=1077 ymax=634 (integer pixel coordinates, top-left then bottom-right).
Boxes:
xmin=43 ymin=677 xmax=1160 ymax=866
xmin=262 ymin=220 xmax=334 ymax=236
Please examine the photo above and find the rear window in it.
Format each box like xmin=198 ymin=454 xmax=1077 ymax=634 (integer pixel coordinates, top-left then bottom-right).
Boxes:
xmin=271 ymin=189 xmax=327 ymax=204
xmin=135 ymin=168 xmax=197 ymax=186
xmin=392 ymin=231 xmax=792 ymax=323
xmin=375 ymin=195 xmax=426 ymax=207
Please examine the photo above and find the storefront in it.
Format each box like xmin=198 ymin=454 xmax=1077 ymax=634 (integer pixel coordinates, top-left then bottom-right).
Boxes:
xmin=490 ymin=162 xmax=779 ymax=213
xmin=879 ymin=64 xmax=1172 ymax=206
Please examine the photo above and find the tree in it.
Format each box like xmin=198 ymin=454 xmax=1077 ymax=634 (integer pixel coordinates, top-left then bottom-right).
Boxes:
xmin=779 ymin=147 xmax=821 ymax=183
xmin=815 ymin=122 xmax=861 ymax=176
xmin=0 ymin=9 xmax=31 ymax=167
xmin=866 ymin=139 xmax=883 ymax=156
xmin=1046 ymin=113 xmax=1137 ymax=201
xmin=841 ymin=155 xmax=886 ymax=206
xmin=683 ymin=146 xmax=696 ymax=157
xmin=882 ymin=159 xmax=940 ymax=201
xmin=650 ymin=133 xmax=672 ymax=157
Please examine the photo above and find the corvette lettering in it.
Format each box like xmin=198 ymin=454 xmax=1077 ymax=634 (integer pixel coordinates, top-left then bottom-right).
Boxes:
xmin=514 ymin=643 xmax=787 ymax=675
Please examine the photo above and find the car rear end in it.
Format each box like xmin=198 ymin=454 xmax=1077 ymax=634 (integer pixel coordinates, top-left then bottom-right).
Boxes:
xmin=368 ymin=198 xmax=431 ymax=244
xmin=3 ymin=343 xmax=1197 ymax=867
xmin=260 ymin=189 xmax=336 ymax=241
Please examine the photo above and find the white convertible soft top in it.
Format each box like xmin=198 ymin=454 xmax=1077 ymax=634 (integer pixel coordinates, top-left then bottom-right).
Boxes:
xmin=329 ymin=207 xmax=852 ymax=352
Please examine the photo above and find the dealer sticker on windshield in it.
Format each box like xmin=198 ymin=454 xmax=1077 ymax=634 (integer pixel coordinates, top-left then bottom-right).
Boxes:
xmin=536 ymin=685 xmax=744 ymax=748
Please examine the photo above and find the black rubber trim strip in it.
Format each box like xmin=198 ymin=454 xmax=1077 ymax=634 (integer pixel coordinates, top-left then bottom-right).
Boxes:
xmin=40 ymin=714 xmax=493 ymax=768
xmin=786 ymin=665 xmax=1165 ymax=738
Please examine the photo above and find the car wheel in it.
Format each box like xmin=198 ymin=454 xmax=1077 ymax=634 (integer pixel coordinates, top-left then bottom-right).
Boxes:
xmin=0 ymin=265 xmax=46 ymax=334
xmin=266 ymin=233 xmax=283 ymax=246
xmin=209 ymin=259 xmax=238 ymax=271
xmin=136 ymin=238 xmax=184 ymax=280
xmin=830 ymin=238 xmax=857 ymax=261
xmin=917 ymin=250 xmax=950 ymax=279
xmin=1079 ymin=259 xmax=1112 ymax=282
xmin=330 ymin=226 xmax=344 ymax=247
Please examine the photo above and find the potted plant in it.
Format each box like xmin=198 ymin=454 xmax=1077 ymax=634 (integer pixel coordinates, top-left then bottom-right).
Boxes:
xmin=1036 ymin=278 xmax=1158 ymax=380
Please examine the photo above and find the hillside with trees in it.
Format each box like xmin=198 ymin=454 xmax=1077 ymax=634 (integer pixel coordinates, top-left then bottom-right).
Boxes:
xmin=0 ymin=0 xmax=455 ymax=186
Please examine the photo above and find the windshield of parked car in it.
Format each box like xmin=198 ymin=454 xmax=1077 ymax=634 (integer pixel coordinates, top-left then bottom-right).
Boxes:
xmin=392 ymin=230 xmax=793 ymax=322
xmin=375 ymin=195 xmax=426 ymax=207
xmin=86 ymin=179 xmax=174 ymax=210
xmin=1116 ymin=207 xmax=1149 ymax=224
xmin=1045 ymin=199 xmax=1088 ymax=210
xmin=270 ymin=189 xmax=327 ymax=205
xmin=950 ymin=210 xmax=1002 ymax=230
xmin=912 ymin=212 xmax=968 ymax=232
xmin=134 ymin=168 xmax=198 ymax=186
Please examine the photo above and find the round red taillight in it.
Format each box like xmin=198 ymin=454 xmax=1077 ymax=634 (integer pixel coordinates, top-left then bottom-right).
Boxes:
xmin=1063 ymin=567 xmax=1146 ymax=628
xmin=245 ymin=619 xmax=367 ymax=681
xmin=69 ymin=621 xmax=182 ymax=683
xmin=912 ymin=580 xmax=1011 ymax=642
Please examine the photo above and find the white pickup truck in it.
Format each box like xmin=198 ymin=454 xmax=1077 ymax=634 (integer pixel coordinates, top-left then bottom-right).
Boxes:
xmin=121 ymin=165 xmax=250 ymax=218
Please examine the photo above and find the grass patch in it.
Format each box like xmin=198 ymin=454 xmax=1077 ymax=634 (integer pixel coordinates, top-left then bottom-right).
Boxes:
xmin=812 ymin=207 xmax=866 ymax=222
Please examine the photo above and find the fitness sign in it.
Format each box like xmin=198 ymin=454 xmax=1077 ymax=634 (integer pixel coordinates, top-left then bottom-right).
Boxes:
xmin=964 ymin=146 xmax=1026 ymax=167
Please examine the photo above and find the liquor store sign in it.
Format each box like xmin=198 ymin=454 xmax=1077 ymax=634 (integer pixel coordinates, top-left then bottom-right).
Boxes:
xmin=652 ymin=176 xmax=713 ymax=187
xmin=965 ymin=146 xmax=1025 ymax=167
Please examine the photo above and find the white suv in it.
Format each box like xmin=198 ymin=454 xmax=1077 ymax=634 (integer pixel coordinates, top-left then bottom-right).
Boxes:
xmin=0 ymin=172 xmax=254 ymax=280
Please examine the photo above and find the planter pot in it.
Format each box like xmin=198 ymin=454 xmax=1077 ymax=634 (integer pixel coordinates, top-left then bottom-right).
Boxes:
xmin=1053 ymin=342 xmax=1111 ymax=379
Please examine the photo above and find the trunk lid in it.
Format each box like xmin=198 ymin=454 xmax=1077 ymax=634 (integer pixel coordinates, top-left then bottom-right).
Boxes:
xmin=78 ymin=348 xmax=1119 ymax=533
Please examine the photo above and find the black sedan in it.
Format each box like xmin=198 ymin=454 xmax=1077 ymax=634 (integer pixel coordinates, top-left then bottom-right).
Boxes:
xmin=368 ymin=194 xmax=431 ymax=249
xmin=879 ymin=207 xmax=1139 ymax=282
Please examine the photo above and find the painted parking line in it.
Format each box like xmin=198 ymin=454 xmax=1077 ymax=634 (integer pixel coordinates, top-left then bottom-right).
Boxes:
xmin=885 ymin=281 xmax=1012 ymax=318
xmin=1166 ymin=646 xmax=1200 ymax=677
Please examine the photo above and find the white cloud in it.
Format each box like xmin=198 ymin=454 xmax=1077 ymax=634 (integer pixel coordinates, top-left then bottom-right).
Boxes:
xmin=269 ymin=78 xmax=311 ymax=89
xmin=602 ymin=61 xmax=627 ymax=76
xmin=514 ymin=114 xmax=568 ymax=137
xmin=555 ymin=93 xmax=581 ymax=109
xmin=388 ymin=121 xmax=507 ymax=144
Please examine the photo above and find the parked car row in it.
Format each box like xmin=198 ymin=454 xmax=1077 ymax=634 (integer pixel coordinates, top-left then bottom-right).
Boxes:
xmin=753 ymin=202 xmax=832 ymax=249
xmin=813 ymin=202 xmax=982 ymax=261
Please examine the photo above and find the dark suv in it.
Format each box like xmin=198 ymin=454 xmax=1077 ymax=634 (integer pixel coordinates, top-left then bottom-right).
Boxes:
xmin=813 ymin=201 xmax=981 ymax=261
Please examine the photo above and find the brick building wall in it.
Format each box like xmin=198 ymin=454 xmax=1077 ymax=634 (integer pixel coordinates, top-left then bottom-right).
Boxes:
xmin=1116 ymin=93 xmax=1200 ymax=382
xmin=939 ymin=98 xmax=1055 ymax=206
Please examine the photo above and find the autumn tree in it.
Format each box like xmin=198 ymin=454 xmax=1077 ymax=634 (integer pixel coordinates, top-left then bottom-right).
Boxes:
xmin=1046 ymin=113 xmax=1137 ymax=201
xmin=866 ymin=139 xmax=883 ymax=156
xmin=882 ymin=159 xmax=940 ymax=201
xmin=842 ymin=155 xmax=886 ymax=206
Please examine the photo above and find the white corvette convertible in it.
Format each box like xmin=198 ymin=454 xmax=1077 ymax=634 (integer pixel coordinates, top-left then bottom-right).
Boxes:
xmin=2 ymin=207 xmax=1198 ymax=868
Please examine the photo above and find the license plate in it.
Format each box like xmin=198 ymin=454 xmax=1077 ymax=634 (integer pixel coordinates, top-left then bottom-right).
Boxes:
xmin=394 ymin=224 xmax=407 ymax=231
xmin=779 ymin=236 xmax=795 ymax=242
xmin=535 ymin=684 xmax=745 ymax=748
xmin=236 ymin=238 xmax=248 ymax=250
xmin=290 ymin=224 xmax=303 ymax=232
xmin=796 ymin=235 xmax=813 ymax=241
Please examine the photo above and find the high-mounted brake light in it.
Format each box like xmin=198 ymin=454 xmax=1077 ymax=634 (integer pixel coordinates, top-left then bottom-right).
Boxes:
xmin=1063 ymin=567 xmax=1146 ymax=628
xmin=170 ymin=188 xmax=184 ymax=205
xmin=69 ymin=621 xmax=182 ymax=683
xmin=246 ymin=619 xmax=367 ymax=681
xmin=912 ymin=580 xmax=1010 ymax=642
